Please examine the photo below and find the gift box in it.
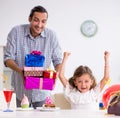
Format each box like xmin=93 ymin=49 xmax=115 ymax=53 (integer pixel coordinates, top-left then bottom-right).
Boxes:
xmin=24 ymin=67 xmax=44 ymax=77
xmin=108 ymin=92 xmax=120 ymax=116
xmin=24 ymin=71 xmax=43 ymax=77
xmin=24 ymin=66 xmax=44 ymax=71
xmin=43 ymin=70 xmax=57 ymax=79
xmin=24 ymin=77 xmax=55 ymax=90
xmin=25 ymin=51 xmax=45 ymax=67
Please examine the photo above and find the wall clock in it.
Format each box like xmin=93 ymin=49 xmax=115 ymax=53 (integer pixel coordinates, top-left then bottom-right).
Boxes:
xmin=80 ymin=20 xmax=97 ymax=37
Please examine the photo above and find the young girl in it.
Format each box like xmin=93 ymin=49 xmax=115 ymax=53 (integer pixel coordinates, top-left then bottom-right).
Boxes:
xmin=59 ymin=51 xmax=110 ymax=109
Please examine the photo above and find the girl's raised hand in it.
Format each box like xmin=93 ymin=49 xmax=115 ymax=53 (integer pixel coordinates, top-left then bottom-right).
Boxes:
xmin=104 ymin=51 xmax=110 ymax=61
xmin=64 ymin=52 xmax=71 ymax=59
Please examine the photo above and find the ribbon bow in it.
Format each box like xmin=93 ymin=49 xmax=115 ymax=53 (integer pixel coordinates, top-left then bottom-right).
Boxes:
xmin=30 ymin=50 xmax=41 ymax=55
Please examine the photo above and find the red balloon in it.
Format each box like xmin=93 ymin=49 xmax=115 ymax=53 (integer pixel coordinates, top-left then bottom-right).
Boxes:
xmin=102 ymin=84 xmax=120 ymax=108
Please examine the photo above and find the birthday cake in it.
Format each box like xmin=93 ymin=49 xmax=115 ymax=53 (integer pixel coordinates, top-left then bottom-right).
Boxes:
xmin=21 ymin=94 xmax=29 ymax=108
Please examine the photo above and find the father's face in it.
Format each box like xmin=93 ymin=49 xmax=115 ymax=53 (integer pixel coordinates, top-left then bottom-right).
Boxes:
xmin=29 ymin=12 xmax=47 ymax=37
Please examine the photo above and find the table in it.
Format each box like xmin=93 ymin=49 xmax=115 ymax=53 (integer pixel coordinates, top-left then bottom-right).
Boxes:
xmin=0 ymin=108 xmax=119 ymax=118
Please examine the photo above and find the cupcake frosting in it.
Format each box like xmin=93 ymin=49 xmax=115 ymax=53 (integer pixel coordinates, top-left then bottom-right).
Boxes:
xmin=45 ymin=96 xmax=53 ymax=104
xmin=21 ymin=94 xmax=29 ymax=105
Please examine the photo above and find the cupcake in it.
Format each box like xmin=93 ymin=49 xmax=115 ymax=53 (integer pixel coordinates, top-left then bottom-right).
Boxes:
xmin=21 ymin=94 xmax=29 ymax=108
xmin=43 ymin=96 xmax=55 ymax=108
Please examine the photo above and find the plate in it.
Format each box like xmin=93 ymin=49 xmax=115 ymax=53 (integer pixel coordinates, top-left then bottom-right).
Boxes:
xmin=16 ymin=107 xmax=34 ymax=111
xmin=37 ymin=107 xmax=60 ymax=111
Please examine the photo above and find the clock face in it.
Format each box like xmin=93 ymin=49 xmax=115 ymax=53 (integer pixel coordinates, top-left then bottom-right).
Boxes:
xmin=81 ymin=20 xmax=97 ymax=37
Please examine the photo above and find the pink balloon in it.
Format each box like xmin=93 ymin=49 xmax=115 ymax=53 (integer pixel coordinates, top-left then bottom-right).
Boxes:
xmin=102 ymin=84 xmax=120 ymax=108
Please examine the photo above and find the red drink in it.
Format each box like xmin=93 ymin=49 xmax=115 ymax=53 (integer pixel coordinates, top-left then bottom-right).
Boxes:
xmin=3 ymin=90 xmax=13 ymax=103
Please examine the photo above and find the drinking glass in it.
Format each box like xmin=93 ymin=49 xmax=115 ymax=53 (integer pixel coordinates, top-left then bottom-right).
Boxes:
xmin=3 ymin=89 xmax=14 ymax=112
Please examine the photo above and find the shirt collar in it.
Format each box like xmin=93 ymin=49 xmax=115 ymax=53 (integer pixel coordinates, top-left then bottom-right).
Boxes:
xmin=24 ymin=25 xmax=46 ymax=38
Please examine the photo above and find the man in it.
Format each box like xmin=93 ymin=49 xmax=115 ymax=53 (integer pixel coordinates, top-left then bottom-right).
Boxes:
xmin=4 ymin=5 xmax=62 ymax=108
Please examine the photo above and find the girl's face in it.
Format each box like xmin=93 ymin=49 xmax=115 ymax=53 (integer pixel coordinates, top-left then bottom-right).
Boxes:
xmin=74 ymin=74 xmax=93 ymax=93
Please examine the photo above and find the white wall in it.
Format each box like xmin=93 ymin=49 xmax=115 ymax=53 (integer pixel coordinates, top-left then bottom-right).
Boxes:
xmin=0 ymin=47 xmax=4 ymax=90
xmin=0 ymin=0 xmax=120 ymax=93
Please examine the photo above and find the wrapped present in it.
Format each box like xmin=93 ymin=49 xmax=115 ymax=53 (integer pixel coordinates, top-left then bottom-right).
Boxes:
xmin=108 ymin=92 xmax=120 ymax=116
xmin=43 ymin=69 xmax=57 ymax=79
xmin=24 ymin=67 xmax=44 ymax=77
xmin=24 ymin=71 xmax=43 ymax=77
xmin=24 ymin=66 xmax=44 ymax=71
xmin=25 ymin=51 xmax=45 ymax=67
xmin=24 ymin=77 xmax=55 ymax=90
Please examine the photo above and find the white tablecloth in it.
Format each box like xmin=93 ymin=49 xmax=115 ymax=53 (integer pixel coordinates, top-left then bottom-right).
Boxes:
xmin=0 ymin=108 xmax=119 ymax=118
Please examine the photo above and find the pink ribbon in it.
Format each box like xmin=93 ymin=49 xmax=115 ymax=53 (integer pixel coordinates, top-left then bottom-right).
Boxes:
xmin=39 ymin=78 xmax=43 ymax=89
xmin=30 ymin=50 xmax=42 ymax=55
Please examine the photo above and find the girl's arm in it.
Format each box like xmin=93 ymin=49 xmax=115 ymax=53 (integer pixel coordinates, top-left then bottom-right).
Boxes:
xmin=59 ymin=52 xmax=71 ymax=88
xmin=100 ymin=51 xmax=110 ymax=91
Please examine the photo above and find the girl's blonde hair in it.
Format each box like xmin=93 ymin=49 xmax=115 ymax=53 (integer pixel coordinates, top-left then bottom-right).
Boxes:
xmin=68 ymin=65 xmax=97 ymax=89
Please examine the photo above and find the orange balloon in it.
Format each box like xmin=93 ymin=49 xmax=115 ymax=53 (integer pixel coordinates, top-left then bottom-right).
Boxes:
xmin=102 ymin=84 xmax=120 ymax=108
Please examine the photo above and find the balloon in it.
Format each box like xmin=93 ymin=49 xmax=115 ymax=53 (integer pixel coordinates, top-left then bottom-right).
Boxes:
xmin=102 ymin=84 xmax=120 ymax=108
